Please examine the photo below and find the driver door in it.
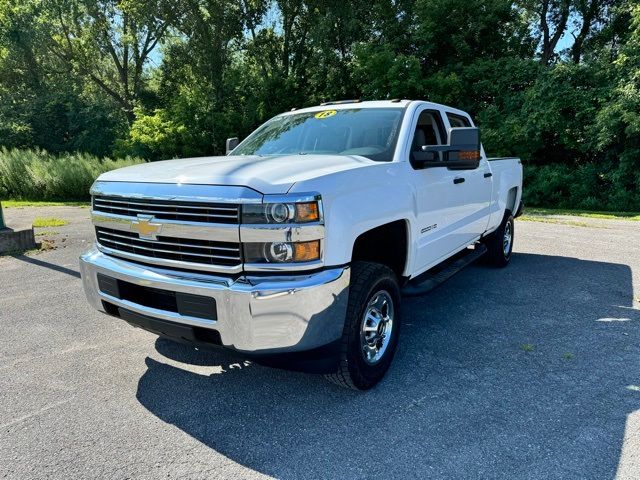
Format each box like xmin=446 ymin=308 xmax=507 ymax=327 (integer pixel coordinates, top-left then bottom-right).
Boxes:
xmin=410 ymin=108 xmax=469 ymax=274
xmin=443 ymin=112 xmax=493 ymax=242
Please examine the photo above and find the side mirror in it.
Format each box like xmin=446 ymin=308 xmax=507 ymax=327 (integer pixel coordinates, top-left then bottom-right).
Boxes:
xmin=446 ymin=127 xmax=480 ymax=154
xmin=413 ymin=127 xmax=481 ymax=169
xmin=226 ymin=137 xmax=239 ymax=154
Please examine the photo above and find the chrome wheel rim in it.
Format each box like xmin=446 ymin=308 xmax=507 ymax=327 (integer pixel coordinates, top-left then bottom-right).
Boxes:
xmin=360 ymin=290 xmax=394 ymax=365
xmin=503 ymin=221 xmax=512 ymax=257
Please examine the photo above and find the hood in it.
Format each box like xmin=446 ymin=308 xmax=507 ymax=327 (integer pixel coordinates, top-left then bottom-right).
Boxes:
xmin=98 ymin=154 xmax=374 ymax=194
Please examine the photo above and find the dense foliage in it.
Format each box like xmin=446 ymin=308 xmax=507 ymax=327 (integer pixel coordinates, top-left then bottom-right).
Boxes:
xmin=0 ymin=0 xmax=638 ymax=209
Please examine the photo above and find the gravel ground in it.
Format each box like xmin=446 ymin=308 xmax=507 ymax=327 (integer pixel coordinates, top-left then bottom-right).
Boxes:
xmin=1 ymin=206 xmax=639 ymax=480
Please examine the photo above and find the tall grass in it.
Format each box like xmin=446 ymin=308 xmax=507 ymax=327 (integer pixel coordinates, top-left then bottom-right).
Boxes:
xmin=0 ymin=148 xmax=145 ymax=200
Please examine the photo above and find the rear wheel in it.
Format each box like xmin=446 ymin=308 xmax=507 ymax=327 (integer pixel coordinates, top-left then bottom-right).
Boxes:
xmin=483 ymin=211 xmax=514 ymax=267
xmin=325 ymin=262 xmax=401 ymax=390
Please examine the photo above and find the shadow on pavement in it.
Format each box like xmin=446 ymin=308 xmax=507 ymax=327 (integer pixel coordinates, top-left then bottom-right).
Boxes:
xmin=11 ymin=254 xmax=81 ymax=279
xmin=136 ymin=253 xmax=640 ymax=479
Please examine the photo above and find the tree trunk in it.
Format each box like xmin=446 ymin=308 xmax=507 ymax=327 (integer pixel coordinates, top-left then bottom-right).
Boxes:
xmin=571 ymin=0 xmax=599 ymax=63
xmin=540 ymin=0 xmax=571 ymax=66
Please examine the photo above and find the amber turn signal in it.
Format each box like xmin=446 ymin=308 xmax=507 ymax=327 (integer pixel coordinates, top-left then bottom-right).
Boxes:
xmin=458 ymin=150 xmax=480 ymax=161
xmin=293 ymin=240 xmax=321 ymax=262
xmin=295 ymin=202 xmax=320 ymax=223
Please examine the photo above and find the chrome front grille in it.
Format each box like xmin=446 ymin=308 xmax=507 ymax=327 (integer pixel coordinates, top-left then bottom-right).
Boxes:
xmin=93 ymin=196 xmax=240 ymax=224
xmin=96 ymin=227 xmax=241 ymax=268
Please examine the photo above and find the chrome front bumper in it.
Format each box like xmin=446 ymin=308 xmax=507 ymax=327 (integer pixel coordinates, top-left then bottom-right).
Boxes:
xmin=79 ymin=247 xmax=350 ymax=353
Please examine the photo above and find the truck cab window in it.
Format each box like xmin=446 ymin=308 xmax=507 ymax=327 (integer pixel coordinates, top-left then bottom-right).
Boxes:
xmin=411 ymin=110 xmax=444 ymax=163
xmin=446 ymin=113 xmax=471 ymax=128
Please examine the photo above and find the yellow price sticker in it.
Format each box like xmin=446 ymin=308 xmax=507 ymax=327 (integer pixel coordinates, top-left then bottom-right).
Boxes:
xmin=314 ymin=110 xmax=337 ymax=119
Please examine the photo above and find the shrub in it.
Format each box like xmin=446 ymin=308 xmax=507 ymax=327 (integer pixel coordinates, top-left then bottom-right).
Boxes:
xmin=0 ymin=148 xmax=144 ymax=201
xmin=523 ymin=162 xmax=640 ymax=212
xmin=114 ymin=108 xmax=189 ymax=161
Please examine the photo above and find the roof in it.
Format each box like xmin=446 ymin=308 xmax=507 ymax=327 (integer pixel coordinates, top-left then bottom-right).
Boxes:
xmin=284 ymin=100 xmax=410 ymax=115
xmin=280 ymin=99 xmax=468 ymax=117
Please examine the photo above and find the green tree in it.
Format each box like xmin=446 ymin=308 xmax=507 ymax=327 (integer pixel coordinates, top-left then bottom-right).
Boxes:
xmin=594 ymin=4 xmax=640 ymax=209
xmin=0 ymin=0 xmax=125 ymax=154
xmin=45 ymin=0 xmax=174 ymax=123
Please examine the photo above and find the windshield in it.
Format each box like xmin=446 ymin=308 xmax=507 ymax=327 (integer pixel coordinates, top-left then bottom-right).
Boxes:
xmin=232 ymin=108 xmax=405 ymax=162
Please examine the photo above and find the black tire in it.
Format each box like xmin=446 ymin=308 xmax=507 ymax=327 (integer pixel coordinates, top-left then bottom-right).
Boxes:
xmin=483 ymin=210 xmax=514 ymax=267
xmin=325 ymin=261 xmax=401 ymax=390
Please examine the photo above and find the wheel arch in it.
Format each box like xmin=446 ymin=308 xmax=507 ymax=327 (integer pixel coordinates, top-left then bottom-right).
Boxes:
xmin=505 ymin=186 xmax=518 ymax=215
xmin=350 ymin=219 xmax=410 ymax=280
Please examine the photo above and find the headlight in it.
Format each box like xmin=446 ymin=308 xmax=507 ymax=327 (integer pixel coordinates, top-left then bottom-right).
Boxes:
xmin=244 ymin=240 xmax=321 ymax=264
xmin=242 ymin=201 xmax=321 ymax=224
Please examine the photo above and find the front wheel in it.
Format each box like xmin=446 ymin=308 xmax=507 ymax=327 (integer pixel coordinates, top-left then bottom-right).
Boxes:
xmin=325 ymin=262 xmax=401 ymax=390
xmin=483 ymin=211 xmax=514 ymax=267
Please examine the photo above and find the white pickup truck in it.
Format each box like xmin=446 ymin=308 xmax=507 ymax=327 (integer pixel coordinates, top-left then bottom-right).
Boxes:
xmin=80 ymin=99 xmax=523 ymax=389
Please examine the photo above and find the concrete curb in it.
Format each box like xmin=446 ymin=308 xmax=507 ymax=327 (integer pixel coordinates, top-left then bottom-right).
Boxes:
xmin=0 ymin=225 xmax=36 ymax=253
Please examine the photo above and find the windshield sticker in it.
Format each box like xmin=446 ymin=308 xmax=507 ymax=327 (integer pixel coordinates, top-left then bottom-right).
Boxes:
xmin=314 ymin=110 xmax=337 ymax=119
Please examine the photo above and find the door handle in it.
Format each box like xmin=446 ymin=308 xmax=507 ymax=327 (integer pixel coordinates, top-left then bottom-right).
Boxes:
xmin=484 ymin=172 xmax=492 ymax=178
xmin=453 ymin=177 xmax=465 ymax=184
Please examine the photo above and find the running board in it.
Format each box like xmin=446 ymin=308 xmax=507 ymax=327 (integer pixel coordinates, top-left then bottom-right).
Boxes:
xmin=401 ymin=244 xmax=487 ymax=297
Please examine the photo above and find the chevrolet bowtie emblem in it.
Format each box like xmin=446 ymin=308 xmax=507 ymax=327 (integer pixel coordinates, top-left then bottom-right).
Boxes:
xmin=131 ymin=215 xmax=162 ymax=240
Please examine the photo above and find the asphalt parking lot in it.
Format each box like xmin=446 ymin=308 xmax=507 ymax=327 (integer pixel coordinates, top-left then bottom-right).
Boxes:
xmin=1 ymin=206 xmax=639 ymax=479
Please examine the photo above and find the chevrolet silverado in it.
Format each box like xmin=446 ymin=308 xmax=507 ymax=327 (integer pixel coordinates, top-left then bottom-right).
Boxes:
xmin=80 ymin=99 xmax=523 ymax=390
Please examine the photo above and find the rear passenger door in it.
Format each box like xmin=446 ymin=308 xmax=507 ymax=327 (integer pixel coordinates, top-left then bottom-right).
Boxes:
xmin=444 ymin=112 xmax=493 ymax=242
